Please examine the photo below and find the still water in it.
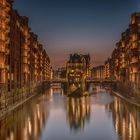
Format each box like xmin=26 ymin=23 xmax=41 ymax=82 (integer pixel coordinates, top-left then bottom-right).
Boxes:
xmin=0 ymin=84 xmax=140 ymax=140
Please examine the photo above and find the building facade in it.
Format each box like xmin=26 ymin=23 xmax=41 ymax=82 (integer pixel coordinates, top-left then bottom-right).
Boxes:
xmin=91 ymin=65 xmax=104 ymax=80
xmin=104 ymin=12 xmax=140 ymax=84
xmin=9 ymin=10 xmax=31 ymax=92
xmin=103 ymin=12 xmax=140 ymax=99
xmin=0 ymin=0 xmax=51 ymax=110
xmin=0 ymin=0 xmax=11 ymax=87
xmin=66 ymin=53 xmax=90 ymax=85
xmin=104 ymin=58 xmax=113 ymax=79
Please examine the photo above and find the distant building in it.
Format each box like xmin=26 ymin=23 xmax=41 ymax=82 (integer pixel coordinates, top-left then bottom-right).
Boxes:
xmin=54 ymin=67 xmax=66 ymax=79
xmin=104 ymin=58 xmax=113 ymax=79
xmin=66 ymin=53 xmax=90 ymax=84
xmin=82 ymin=54 xmax=91 ymax=78
xmin=91 ymin=65 xmax=104 ymax=80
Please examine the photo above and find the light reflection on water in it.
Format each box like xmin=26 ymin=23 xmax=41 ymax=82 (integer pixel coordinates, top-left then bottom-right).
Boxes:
xmin=0 ymin=85 xmax=140 ymax=140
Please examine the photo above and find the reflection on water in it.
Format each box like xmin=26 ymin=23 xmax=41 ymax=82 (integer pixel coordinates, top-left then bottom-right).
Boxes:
xmin=66 ymin=97 xmax=90 ymax=131
xmin=107 ymin=96 xmax=140 ymax=140
xmin=0 ymin=85 xmax=140 ymax=140
xmin=0 ymin=93 xmax=50 ymax=140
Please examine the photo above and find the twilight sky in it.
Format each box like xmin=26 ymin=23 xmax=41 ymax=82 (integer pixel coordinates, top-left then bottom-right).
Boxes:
xmin=14 ymin=0 xmax=140 ymax=68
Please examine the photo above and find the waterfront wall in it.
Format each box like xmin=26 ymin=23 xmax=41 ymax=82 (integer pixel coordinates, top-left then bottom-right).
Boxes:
xmin=112 ymin=81 xmax=140 ymax=103
xmin=0 ymin=82 xmax=50 ymax=116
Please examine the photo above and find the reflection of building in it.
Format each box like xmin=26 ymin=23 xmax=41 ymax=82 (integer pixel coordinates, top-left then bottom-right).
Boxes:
xmin=66 ymin=97 xmax=90 ymax=131
xmin=91 ymin=65 xmax=104 ymax=80
xmin=0 ymin=95 xmax=50 ymax=140
xmin=106 ymin=97 xmax=140 ymax=140
xmin=66 ymin=53 xmax=90 ymax=84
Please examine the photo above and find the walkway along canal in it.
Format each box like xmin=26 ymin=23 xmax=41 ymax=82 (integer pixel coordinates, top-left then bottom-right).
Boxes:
xmin=0 ymin=82 xmax=50 ymax=119
xmin=0 ymin=84 xmax=140 ymax=140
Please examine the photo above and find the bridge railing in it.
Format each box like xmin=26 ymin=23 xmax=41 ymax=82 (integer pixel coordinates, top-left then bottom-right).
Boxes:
xmin=45 ymin=78 xmax=116 ymax=83
xmin=86 ymin=78 xmax=116 ymax=82
xmin=49 ymin=78 xmax=68 ymax=83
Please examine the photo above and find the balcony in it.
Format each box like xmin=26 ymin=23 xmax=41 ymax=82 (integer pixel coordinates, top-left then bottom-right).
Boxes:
xmin=4 ymin=37 xmax=10 ymax=45
xmin=130 ymin=24 xmax=139 ymax=33
xmin=5 ymin=26 xmax=10 ymax=33
xmin=131 ymin=50 xmax=139 ymax=57
xmin=0 ymin=63 xmax=5 ymax=69
xmin=0 ymin=25 xmax=6 ymax=33
xmin=5 ymin=48 xmax=9 ymax=55
xmin=130 ymin=47 xmax=138 ymax=54
xmin=120 ymin=64 xmax=126 ymax=69
xmin=0 ymin=45 xmax=6 ymax=53
xmin=130 ymin=42 xmax=138 ymax=49
xmin=0 ymin=11 xmax=5 ymax=18
xmin=131 ymin=34 xmax=138 ymax=41
xmin=23 ymin=58 xmax=28 ymax=64
xmin=0 ymin=1 xmax=3 ymax=5
xmin=130 ymin=57 xmax=138 ymax=64
xmin=0 ymin=4 xmax=6 ymax=12
xmin=6 ymin=65 xmax=9 ymax=70
xmin=5 ymin=14 xmax=10 ymax=21
xmin=23 ymin=45 xmax=29 ymax=50
xmin=22 ymin=51 xmax=28 ymax=57
xmin=0 ymin=17 xmax=9 ymax=24
xmin=5 ymin=2 xmax=11 ymax=10
xmin=0 ymin=38 xmax=6 ymax=45
xmin=0 ymin=5 xmax=10 ymax=12
xmin=0 ymin=83 xmax=7 ymax=91
xmin=4 ymin=7 xmax=10 ymax=13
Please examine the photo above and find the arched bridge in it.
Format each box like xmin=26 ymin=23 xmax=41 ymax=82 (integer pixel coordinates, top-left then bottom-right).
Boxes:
xmin=49 ymin=78 xmax=68 ymax=83
xmin=45 ymin=78 xmax=116 ymax=84
xmin=86 ymin=78 xmax=116 ymax=84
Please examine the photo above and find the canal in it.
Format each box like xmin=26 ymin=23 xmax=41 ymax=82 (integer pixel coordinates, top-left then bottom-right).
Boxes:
xmin=0 ymin=84 xmax=140 ymax=140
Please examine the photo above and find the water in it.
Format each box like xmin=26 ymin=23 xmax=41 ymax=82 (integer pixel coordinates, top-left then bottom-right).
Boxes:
xmin=0 ymin=85 xmax=140 ymax=140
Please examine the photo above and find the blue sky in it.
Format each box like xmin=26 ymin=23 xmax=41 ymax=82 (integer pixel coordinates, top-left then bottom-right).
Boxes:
xmin=14 ymin=0 xmax=140 ymax=68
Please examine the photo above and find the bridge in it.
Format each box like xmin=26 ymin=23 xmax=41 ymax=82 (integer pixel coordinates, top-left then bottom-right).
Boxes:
xmin=49 ymin=78 xmax=68 ymax=83
xmin=86 ymin=78 xmax=116 ymax=83
xmin=45 ymin=78 xmax=116 ymax=84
